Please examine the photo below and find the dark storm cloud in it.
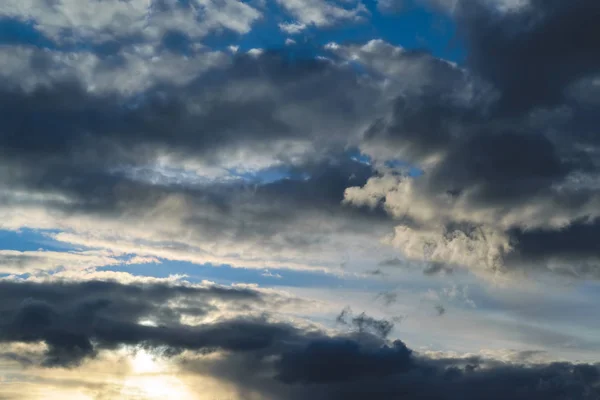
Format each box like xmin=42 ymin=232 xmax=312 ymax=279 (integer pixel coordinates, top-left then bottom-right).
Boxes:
xmin=503 ymin=219 xmax=600 ymax=278
xmin=1 ymin=280 xmax=599 ymax=399
xmin=183 ymin=319 xmax=600 ymax=400
xmin=276 ymin=338 xmax=413 ymax=384
xmin=366 ymin=75 xmax=480 ymax=152
xmin=427 ymin=131 xmax=570 ymax=204
xmin=0 ymin=47 xmax=393 ymax=255
xmin=348 ymin=0 xmax=600 ymax=277
xmin=0 ymin=48 xmax=374 ymax=165
xmin=0 ymin=280 xmax=288 ymax=367
xmin=457 ymin=0 xmax=600 ymax=114
xmin=510 ymin=219 xmax=600 ymax=262
xmin=197 ymin=336 xmax=600 ymax=400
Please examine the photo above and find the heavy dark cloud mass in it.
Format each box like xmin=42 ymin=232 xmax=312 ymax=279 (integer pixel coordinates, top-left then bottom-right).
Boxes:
xmin=0 ymin=280 xmax=289 ymax=367
xmin=344 ymin=0 xmax=600 ymax=278
xmin=1 ymin=280 xmax=599 ymax=399
xmin=1 ymin=0 xmax=600 ymax=276
xmin=458 ymin=0 xmax=600 ymax=114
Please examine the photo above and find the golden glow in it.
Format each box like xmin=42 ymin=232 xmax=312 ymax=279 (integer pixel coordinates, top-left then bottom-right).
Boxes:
xmin=118 ymin=350 xmax=197 ymax=399
xmin=0 ymin=346 xmax=241 ymax=400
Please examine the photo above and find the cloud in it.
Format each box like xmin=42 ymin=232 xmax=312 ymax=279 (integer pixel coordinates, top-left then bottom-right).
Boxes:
xmin=0 ymin=0 xmax=261 ymax=45
xmin=1 ymin=0 xmax=600 ymax=285
xmin=456 ymin=0 xmax=600 ymax=114
xmin=435 ymin=304 xmax=446 ymax=316
xmin=179 ymin=318 xmax=600 ymax=400
xmin=0 ymin=48 xmax=395 ymax=273
xmin=276 ymin=338 xmax=412 ymax=384
xmin=336 ymin=307 xmax=395 ymax=338
xmin=0 ymin=279 xmax=597 ymax=399
xmin=0 ymin=279 xmax=302 ymax=367
xmin=0 ymin=249 xmax=121 ymax=274
xmin=334 ymin=14 xmax=600 ymax=279
xmin=0 ymin=2 xmax=599 ymax=399
xmin=278 ymin=22 xmax=307 ymax=34
xmin=0 ymin=44 xmax=228 ymax=94
xmin=276 ymin=0 xmax=368 ymax=29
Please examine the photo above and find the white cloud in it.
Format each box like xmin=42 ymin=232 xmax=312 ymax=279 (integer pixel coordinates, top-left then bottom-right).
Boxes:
xmin=0 ymin=0 xmax=261 ymax=44
xmin=345 ymin=172 xmax=600 ymax=277
xmin=0 ymin=44 xmax=228 ymax=95
xmin=0 ymin=249 xmax=121 ymax=274
xmin=276 ymin=0 xmax=368 ymax=28
xmin=278 ymin=21 xmax=307 ymax=34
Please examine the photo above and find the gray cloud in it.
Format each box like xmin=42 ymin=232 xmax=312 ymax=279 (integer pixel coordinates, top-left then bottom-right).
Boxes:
xmin=457 ymin=0 xmax=600 ymax=114
xmin=1 ymin=0 xmax=600 ymax=281
xmin=341 ymin=1 xmax=600 ymax=279
xmin=0 ymin=48 xmax=395 ymax=271
xmin=0 ymin=280 xmax=291 ymax=367
xmin=0 ymin=0 xmax=261 ymax=45
xmin=336 ymin=307 xmax=395 ymax=339
xmin=1 ymin=279 xmax=598 ymax=400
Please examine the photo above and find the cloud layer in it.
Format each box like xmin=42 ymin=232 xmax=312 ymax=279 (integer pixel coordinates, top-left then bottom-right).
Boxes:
xmin=1 ymin=279 xmax=598 ymax=399
xmin=1 ymin=1 xmax=600 ymax=397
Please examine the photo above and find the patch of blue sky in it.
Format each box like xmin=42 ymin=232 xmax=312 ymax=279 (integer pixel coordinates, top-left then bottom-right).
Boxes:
xmin=0 ymin=18 xmax=55 ymax=48
xmin=0 ymin=228 xmax=76 ymax=252
xmin=365 ymin=0 xmax=465 ymax=62
xmin=202 ymin=0 xmax=287 ymax=53
xmin=346 ymin=148 xmax=424 ymax=177
xmin=200 ymin=0 xmax=465 ymax=62
xmin=0 ymin=18 xmax=129 ymax=55
xmin=228 ymin=166 xmax=310 ymax=184
xmin=101 ymin=259 xmax=395 ymax=291
xmin=114 ymin=163 xmax=309 ymax=187
xmin=384 ymin=159 xmax=424 ymax=177
xmin=347 ymin=148 xmax=373 ymax=165
xmin=1 ymin=0 xmax=465 ymax=66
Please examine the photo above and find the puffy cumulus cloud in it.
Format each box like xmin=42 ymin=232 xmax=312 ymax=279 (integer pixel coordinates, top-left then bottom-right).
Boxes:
xmin=338 ymin=1 xmax=600 ymax=279
xmin=278 ymin=22 xmax=307 ymax=35
xmin=0 ymin=0 xmax=261 ymax=44
xmin=0 ymin=279 xmax=598 ymax=400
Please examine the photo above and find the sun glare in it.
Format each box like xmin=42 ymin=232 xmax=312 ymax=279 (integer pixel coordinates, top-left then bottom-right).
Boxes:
xmin=119 ymin=350 xmax=197 ymax=399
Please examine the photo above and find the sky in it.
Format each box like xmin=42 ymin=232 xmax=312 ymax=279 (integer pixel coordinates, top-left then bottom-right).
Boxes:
xmin=1 ymin=0 xmax=600 ymax=398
